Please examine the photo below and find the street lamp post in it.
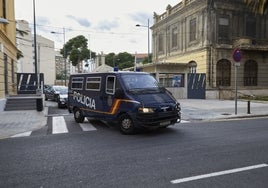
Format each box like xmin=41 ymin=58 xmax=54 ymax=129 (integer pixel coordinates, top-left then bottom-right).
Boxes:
xmin=33 ymin=0 xmax=39 ymax=93
xmin=51 ymin=28 xmax=66 ymax=86
xmin=136 ymin=19 xmax=150 ymax=63
xmin=33 ymin=0 xmax=43 ymax=111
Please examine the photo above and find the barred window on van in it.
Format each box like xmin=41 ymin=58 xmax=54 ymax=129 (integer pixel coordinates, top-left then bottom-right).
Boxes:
xmin=106 ymin=76 xmax=116 ymax=94
xmin=86 ymin=77 xmax=101 ymax=91
xmin=71 ymin=77 xmax=84 ymax=90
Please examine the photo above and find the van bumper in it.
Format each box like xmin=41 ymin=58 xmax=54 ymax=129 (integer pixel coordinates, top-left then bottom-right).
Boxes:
xmin=130 ymin=111 xmax=181 ymax=128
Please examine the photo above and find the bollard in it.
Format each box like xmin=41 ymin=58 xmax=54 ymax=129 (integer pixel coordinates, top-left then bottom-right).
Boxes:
xmin=247 ymin=100 xmax=251 ymax=114
xmin=36 ymin=98 xmax=43 ymax=111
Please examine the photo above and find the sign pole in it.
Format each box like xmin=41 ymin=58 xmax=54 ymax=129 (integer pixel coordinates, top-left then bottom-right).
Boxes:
xmin=235 ymin=64 xmax=238 ymax=115
xmin=232 ymin=48 xmax=242 ymax=115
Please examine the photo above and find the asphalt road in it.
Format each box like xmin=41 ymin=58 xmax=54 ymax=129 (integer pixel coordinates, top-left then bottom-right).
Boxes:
xmin=0 ymin=104 xmax=267 ymax=188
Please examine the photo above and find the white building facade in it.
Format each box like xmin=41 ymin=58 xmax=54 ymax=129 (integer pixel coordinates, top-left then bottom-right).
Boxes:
xmin=16 ymin=20 xmax=56 ymax=85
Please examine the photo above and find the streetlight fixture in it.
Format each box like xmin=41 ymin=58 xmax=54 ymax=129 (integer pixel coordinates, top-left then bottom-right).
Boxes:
xmin=51 ymin=28 xmax=67 ymax=86
xmin=0 ymin=18 xmax=9 ymax=24
xmin=136 ymin=18 xmax=150 ymax=63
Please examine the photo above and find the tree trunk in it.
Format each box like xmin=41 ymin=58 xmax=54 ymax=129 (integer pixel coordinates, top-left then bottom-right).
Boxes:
xmin=77 ymin=60 xmax=82 ymax=73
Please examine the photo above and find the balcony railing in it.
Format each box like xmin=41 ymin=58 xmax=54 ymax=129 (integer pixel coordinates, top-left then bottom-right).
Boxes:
xmin=233 ymin=37 xmax=268 ymax=50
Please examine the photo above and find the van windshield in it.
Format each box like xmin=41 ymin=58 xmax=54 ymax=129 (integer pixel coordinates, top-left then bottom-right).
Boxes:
xmin=122 ymin=74 xmax=161 ymax=93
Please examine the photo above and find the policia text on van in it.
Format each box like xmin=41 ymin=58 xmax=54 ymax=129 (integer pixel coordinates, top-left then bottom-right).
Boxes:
xmin=67 ymin=71 xmax=181 ymax=134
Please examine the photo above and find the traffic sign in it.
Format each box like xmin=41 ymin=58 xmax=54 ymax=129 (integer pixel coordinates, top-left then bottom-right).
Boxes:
xmin=232 ymin=48 xmax=242 ymax=62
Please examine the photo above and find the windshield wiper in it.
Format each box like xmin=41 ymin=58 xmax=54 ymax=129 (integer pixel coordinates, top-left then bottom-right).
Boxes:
xmin=128 ymin=87 xmax=160 ymax=94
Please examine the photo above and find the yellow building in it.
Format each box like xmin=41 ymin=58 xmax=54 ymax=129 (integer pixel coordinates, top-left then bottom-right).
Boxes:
xmin=0 ymin=0 xmax=17 ymax=103
xmin=142 ymin=0 xmax=268 ymax=99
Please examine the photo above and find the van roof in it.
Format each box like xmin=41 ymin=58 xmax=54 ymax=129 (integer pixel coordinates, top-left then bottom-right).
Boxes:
xmin=70 ymin=71 xmax=149 ymax=76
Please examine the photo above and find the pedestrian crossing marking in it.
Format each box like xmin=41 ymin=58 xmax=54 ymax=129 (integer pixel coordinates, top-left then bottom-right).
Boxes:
xmin=9 ymin=116 xmax=190 ymax=138
xmin=11 ymin=131 xmax=32 ymax=138
xmin=79 ymin=123 xmax=97 ymax=131
xmin=52 ymin=116 xmax=68 ymax=134
xmin=180 ymin=120 xmax=190 ymax=123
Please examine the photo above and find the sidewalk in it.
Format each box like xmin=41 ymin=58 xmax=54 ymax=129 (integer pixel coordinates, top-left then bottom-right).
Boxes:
xmin=0 ymin=99 xmax=268 ymax=139
xmin=0 ymin=107 xmax=48 ymax=139
xmin=179 ymin=99 xmax=268 ymax=121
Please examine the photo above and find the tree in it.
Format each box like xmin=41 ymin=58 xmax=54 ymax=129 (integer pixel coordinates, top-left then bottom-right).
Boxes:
xmin=244 ymin=0 xmax=268 ymax=15
xmin=142 ymin=54 xmax=152 ymax=64
xmin=105 ymin=52 xmax=116 ymax=67
xmin=105 ymin=52 xmax=134 ymax=70
xmin=17 ymin=49 xmax=23 ymax=60
xmin=116 ymin=52 xmax=134 ymax=70
xmin=16 ymin=28 xmax=28 ymax=36
xmin=61 ymin=35 xmax=96 ymax=72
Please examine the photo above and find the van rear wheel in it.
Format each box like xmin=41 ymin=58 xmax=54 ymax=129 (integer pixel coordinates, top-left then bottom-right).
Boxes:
xmin=74 ymin=108 xmax=85 ymax=123
xmin=119 ymin=114 xmax=135 ymax=134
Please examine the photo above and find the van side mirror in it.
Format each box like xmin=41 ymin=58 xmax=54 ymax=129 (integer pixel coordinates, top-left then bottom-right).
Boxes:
xmin=115 ymin=88 xmax=124 ymax=99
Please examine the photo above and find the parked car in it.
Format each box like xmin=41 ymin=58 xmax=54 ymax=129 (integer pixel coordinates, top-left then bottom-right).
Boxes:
xmin=44 ymin=85 xmax=68 ymax=107
xmin=57 ymin=87 xmax=68 ymax=108
xmin=44 ymin=84 xmax=52 ymax=91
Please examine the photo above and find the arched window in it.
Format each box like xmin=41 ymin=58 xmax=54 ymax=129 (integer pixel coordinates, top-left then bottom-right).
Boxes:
xmin=216 ymin=59 xmax=231 ymax=86
xmin=188 ymin=61 xmax=197 ymax=73
xmin=244 ymin=60 xmax=258 ymax=86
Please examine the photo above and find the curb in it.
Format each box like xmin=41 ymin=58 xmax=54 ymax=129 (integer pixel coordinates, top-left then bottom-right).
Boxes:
xmin=185 ymin=114 xmax=268 ymax=122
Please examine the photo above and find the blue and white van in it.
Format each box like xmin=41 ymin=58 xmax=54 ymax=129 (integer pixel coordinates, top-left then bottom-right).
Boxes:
xmin=68 ymin=71 xmax=181 ymax=134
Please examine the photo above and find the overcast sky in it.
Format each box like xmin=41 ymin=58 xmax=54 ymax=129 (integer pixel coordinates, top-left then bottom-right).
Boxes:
xmin=14 ymin=0 xmax=180 ymax=54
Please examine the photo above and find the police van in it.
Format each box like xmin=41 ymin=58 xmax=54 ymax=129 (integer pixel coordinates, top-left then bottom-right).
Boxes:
xmin=68 ymin=71 xmax=181 ymax=134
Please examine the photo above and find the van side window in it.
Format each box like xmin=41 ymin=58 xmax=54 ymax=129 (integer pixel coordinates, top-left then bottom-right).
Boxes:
xmin=106 ymin=76 xmax=116 ymax=95
xmin=86 ymin=77 xmax=101 ymax=91
xmin=71 ymin=77 xmax=84 ymax=90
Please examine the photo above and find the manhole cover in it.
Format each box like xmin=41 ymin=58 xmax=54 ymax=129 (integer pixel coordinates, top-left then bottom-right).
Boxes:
xmin=221 ymin=113 xmax=231 ymax=115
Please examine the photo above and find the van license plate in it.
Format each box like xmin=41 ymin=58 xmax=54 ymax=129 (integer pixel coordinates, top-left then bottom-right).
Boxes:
xmin=160 ymin=121 xmax=170 ymax=126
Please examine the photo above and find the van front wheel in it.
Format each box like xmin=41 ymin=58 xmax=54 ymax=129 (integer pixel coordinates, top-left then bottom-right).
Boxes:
xmin=74 ymin=108 xmax=85 ymax=123
xmin=119 ymin=114 xmax=135 ymax=134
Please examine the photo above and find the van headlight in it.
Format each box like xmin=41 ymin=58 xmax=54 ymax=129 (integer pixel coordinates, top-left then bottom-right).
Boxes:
xmin=175 ymin=103 xmax=181 ymax=112
xmin=59 ymin=98 xmax=66 ymax=102
xmin=138 ymin=107 xmax=154 ymax=113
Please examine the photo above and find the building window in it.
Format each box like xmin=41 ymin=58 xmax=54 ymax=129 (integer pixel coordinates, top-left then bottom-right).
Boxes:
xmin=4 ymin=53 xmax=8 ymax=95
xmin=158 ymin=34 xmax=164 ymax=52
xmin=106 ymin=76 xmax=116 ymax=94
xmin=11 ymin=59 xmax=15 ymax=83
xmin=246 ymin=17 xmax=256 ymax=38
xmin=171 ymin=27 xmax=178 ymax=48
xmin=190 ymin=18 xmax=197 ymax=42
xmin=158 ymin=73 xmax=185 ymax=88
xmin=216 ymin=59 xmax=231 ymax=86
xmin=244 ymin=60 xmax=258 ymax=86
xmin=2 ymin=0 xmax=7 ymax=18
xmin=218 ymin=17 xmax=230 ymax=42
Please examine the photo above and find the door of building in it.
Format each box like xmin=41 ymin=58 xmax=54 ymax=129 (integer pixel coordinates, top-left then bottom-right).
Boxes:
xmin=187 ymin=73 xmax=206 ymax=99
